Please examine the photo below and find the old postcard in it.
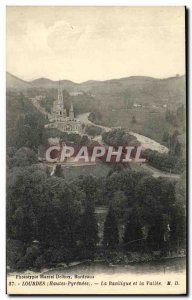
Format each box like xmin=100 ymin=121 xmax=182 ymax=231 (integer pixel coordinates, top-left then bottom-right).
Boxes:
xmin=6 ymin=6 xmax=187 ymax=295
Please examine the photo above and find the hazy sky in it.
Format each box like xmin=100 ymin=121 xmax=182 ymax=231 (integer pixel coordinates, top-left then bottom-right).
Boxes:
xmin=6 ymin=6 xmax=185 ymax=83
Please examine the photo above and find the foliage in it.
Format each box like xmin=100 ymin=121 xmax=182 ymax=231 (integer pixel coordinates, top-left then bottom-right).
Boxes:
xmin=7 ymin=165 xmax=186 ymax=270
xmin=102 ymin=129 xmax=139 ymax=147
xmin=8 ymin=147 xmax=38 ymax=168
xmin=110 ymin=191 xmax=127 ymax=220
xmin=39 ymin=97 xmax=54 ymax=113
xmin=123 ymin=210 xmax=143 ymax=251
xmin=143 ymin=149 xmax=185 ymax=174
xmin=85 ymin=125 xmax=102 ymax=137
xmin=79 ymin=206 xmax=99 ymax=256
xmin=7 ymin=166 xmax=85 ymax=269
xmin=88 ymin=111 xmax=103 ymax=124
xmin=103 ymin=206 xmax=119 ymax=249
xmin=7 ymin=91 xmax=46 ymax=150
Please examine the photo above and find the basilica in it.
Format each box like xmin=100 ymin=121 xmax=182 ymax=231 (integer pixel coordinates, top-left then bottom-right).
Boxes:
xmin=45 ymin=85 xmax=83 ymax=133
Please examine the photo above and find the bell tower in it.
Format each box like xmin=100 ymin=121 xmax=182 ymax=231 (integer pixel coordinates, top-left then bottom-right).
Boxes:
xmin=57 ymin=82 xmax=67 ymax=118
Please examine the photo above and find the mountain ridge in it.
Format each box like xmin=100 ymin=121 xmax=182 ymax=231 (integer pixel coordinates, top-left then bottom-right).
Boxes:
xmin=7 ymin=71 xmax=185 ymax=87
xmin=6 ymin=72 xmax=185 ymax=105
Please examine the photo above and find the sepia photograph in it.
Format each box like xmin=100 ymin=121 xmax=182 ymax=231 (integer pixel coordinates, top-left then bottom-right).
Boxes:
xmin=6 ymin=6 xmax=187 ymax=295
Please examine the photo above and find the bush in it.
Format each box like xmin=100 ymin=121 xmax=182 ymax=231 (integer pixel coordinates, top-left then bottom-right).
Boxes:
xmin=7 ymin=239 xmax=25 ymax=270
xmin=85 ymin=126 xmax=102 ymax=137
xmin=16 ymin=245 xmax=40 ymax=270
xmin=143 ymin=149 xmax=185 ymax=174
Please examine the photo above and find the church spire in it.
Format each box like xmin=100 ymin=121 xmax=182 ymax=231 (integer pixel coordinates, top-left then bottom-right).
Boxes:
xmin=57 ymin=81 xmax=67 ymax=118
xmin=69 ymin=103 xmax=74 ymax=119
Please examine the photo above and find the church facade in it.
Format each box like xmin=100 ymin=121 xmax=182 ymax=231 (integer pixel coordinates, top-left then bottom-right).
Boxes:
xmin=46 ymin=85 xmax=83 ymax=133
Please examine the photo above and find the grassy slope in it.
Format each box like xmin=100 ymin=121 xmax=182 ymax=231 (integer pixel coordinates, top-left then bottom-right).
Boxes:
xmin=95 ymin=107 xmax=172 ymax=143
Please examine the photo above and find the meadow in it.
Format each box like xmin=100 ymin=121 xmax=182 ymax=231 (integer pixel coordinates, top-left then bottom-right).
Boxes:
xmin=96 ymin=107 xmax=173 ymax=144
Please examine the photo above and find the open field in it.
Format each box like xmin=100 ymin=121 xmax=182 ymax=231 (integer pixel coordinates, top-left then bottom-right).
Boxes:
xmin=97 ymin=107 xmax=174 ymax=144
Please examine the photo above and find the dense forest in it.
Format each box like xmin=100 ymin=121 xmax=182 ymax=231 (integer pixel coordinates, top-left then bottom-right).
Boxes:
xmin=7 ymin=92 xmax=186 ymax=271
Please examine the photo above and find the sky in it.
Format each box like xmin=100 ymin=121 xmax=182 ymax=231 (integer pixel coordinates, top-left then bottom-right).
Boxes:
xmin=6 ymin=6 xmax=185 ymax=83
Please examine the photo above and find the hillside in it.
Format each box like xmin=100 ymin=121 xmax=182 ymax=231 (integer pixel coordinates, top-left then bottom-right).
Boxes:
xmin=6 ymin=72 xmax=185 ymax=105
xmin=30 ymin=78 xmax=80 ymax=91
xmin=6 ymin=72 xmax=31 ymax=90
xmin=80 ymin=75 xmax=185 ymax=105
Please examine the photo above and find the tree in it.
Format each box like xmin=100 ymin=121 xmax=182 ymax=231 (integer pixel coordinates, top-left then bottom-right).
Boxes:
xmin=85 ymin=126 xmax=102 ymax=137
xmin=7 ymin=167 xmax=48 ymax=243
xmin=102 ymin=129 xmax=138 ymax=147
xmin=89 ymin=111 xmax=102 ymax=123
xmin=80 ymin=135 xmax=90 ymax=146
xmin=103 ymin=206 xmax=119 ymax=249
xmin=123 ymin=210 xmax=143 ymax=251
xmin=54 ymin=164 xmax=63 ymax=177
xmin=77 ymin=175 xmax=100 ymax=210
xmin=12 ymin=147 xmax=37 ymax=168
xmin=131 ymin=116 xmax=137 ymax=124
xmin=14 ymin=112 xmax=45 ymax=150
xmin=147 ymin=215 xmax=168 ymax=251
xmin=176 ymin=104 xmax=185 ymax=122
xmin=169 ymin=203 xmax=186 ymax=250
xmin=79 ymin=206 xmax=99 ymax=256
xmin=111 ymin=191 xmax=127 ymax=219
xmin=7 ymin=166 xmax=84 ymax=269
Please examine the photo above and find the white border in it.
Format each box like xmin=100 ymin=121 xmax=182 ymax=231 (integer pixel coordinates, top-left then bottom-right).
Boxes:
xmin=0 ymin=1 xmax=191 ymax=299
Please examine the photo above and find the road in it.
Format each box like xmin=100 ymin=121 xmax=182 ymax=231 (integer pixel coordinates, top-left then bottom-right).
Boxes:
xmin=77 ymin=112 xmax=169 ymax=153
xmin=129 ymin=132 xmax=169 ymax=154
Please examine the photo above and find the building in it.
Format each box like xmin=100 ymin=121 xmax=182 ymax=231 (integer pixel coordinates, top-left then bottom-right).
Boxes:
xmin=46 ymin=84 xmax=82 ymax=133
xmin=52 ymin=86 xmax=67 ymax=121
